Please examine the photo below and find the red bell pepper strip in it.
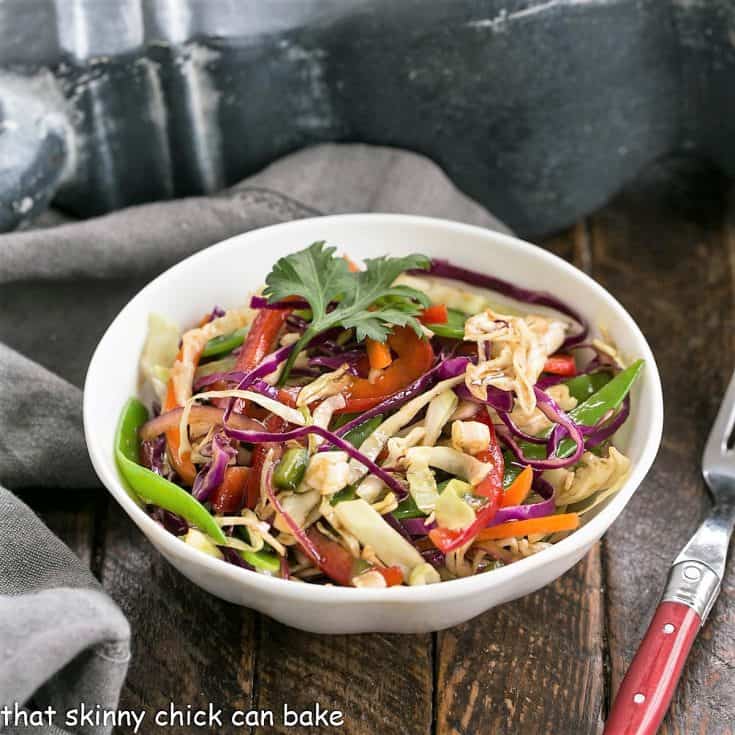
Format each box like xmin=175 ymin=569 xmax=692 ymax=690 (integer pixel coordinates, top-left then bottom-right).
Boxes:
xmin=470 ymin=408 xmax=504 ymax=498
xmin=300 ymin=528 xmax=399 ymax=587
xmin=233 ymin=304 xmax=292 ymax=415
xmin=419 ymin=304 xmax=448 ymax=325
xmin=303 ymin=526 xmax=365 ymax=586
xmin=211 ymin=466 xmax=250 ymax=515
xmin=429 ymin=408 xmax=505 ymax=553
xmin=244 ymin=413 xmax=285 ymax=509
xmin=429 ymin=485 xmax=503 ymax=553
xmin=543 ymin=354 xmax=577 ymax=376
xmin=336 ymin=326 xmax=435 ymax=413
xmin=236 ymin=307 xmax=291 ymax=372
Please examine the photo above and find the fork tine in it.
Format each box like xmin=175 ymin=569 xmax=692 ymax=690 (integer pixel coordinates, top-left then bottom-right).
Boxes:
xmin=703 ymin=367 xmax=735 ymax=472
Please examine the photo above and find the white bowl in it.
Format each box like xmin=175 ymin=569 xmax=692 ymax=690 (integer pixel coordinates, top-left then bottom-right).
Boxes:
xmin=84 ymin=214 xmax=663 ymax=634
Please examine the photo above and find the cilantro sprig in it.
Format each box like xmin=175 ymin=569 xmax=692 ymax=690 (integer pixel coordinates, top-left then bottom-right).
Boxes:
xmin=264 ymin=242 xmax=431 ymax=384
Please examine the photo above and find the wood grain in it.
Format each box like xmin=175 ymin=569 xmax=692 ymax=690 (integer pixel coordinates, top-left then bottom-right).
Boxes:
xmin=435 ymin=549 xmax=605 ymax=735
xmin=100 ymin=505 xmax=257 ymax=735
xmin=252 ymin=623 xmax=433 ymax=734
xmin=434 ymin=223 xmax=607 ymax=735
xmin=590 ymin=158 xmax=735 ymax=734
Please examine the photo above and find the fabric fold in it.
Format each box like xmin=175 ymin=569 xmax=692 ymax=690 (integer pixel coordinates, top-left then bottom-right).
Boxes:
xmin=0 ymin=488 xmax=131 ymax=733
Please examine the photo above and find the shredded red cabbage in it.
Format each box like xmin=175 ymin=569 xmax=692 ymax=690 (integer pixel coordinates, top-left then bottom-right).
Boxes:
xmin=220 ymin=546 xmax=256 ymax=571
xmin=224 ymin=423 xmax=408 ymax=499
xmin=536 ymin=393 xmax=630 ymax=453
xmin=223 ymin=329 xmax=343 ymax=419
xmin=487 ymin=476 xmax=556 ymax=526
xmin=453 ymin=382 xmax=514 ymax=413
xmin=140 ymin=435 xmax=167 ymax=476
xmin=248 ymin=379 xmax=282 ymax=400
xmin=309 ymin=352 xmax=363 ymax=374
xmin=250 ymin=295 xmax=310 ymax=310
xmin=331 ymin=356 xmax=471 ymax=440
xmin=495 ymin=409 xmax=548 ymax=445
xmin=233 ymin=344 xmax=292 ymax=392
xmin=495 ymin=386 xmax=585 ymax=469
xmin=192 ymin=432 xmax=235 ymax=502
xmin=261 ymin=461 xmax=323 ymax=561
xmin=582 ymin=395 xmax=631 ymax=449
xmin=150 ymin=506 xmax=188 ymax=536
xmin=401 ymin=517 xmax=437 ymax=536
xmin=383 ymin=512 xmax=415 ymax=542
xmin=412 ymin=259 xmax=588 ymax=350
xmin=570 ymin=342 xmax=620 ymax=370
xmin=223 ymin=344 xmax=294 ymax=420
xmin=201 ymin=305 xmax=226 ymax=323
xmin=534 ymin=373 xmax=568 ymax=391
xmin=421 ymin=547 xmax=445 ymax=568
xmin=286 ymin=313 xmax=309 ymax=333
xmin=288 ymin=367 xmax=324 ymax=379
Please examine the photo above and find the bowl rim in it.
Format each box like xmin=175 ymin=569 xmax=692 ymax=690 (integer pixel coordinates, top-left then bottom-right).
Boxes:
xmin=83 ymin=213 xmax=664 ymax=604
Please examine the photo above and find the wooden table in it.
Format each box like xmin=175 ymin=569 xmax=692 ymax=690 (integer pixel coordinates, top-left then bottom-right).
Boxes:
xmin=27 ymin=158 xmax=735 ymax=734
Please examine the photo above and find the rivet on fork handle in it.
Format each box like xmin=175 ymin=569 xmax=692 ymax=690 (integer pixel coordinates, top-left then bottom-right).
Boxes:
xmin=662 ymin=560 xmax=720 ymax=621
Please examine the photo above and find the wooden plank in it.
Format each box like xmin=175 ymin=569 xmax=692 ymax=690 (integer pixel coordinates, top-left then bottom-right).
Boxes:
xmin=435 ymin=549 xmax=605 ymax=735
xmin=589 ymin=158 xmax=735 ymax=734
xmin=434 ymin=223 xmax=607 ymax=735
xmin=100 ymin=504 xmax=257 ymax=735
xmin=252 ymin=624 xmax=433 ymax=735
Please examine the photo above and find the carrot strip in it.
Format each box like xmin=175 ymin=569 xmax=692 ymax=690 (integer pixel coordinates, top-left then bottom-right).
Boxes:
xmin=375 ymin=565 xmax=404 ymax=587
xmin=163 ymin=348 xmax=198 ymax=486
xmin=344 ymin=255 xmax=361 ymax=272
xmin=477 ymin=513 xmax=580 ymax=541
xmin=501 ymin=466 xmax=533 ymax=507
xmin=366 ymin=338 xmax=393 ymax=370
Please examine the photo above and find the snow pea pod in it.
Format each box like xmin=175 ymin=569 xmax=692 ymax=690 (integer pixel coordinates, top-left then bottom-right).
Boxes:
xmin=392 ymin=493 xmax=425 ymax=519
xmin=523 ymin=359 xmax=644 ymax=460
xmin=502 ymin=456 xmax=526 ymax=488
xmin=568 ymin=359 xmax=643 ymax=426
xmin=238 ymin=544 xmax=281 ymax=573
xmin=201 ymin=326 xmax=249 ymax=359
xmin=343 ymin=415 xmax=383 ymax=447
xmin=273 ymin=447 xmax=309 ymax=490
xmin=115 ymin=398 xmax=227 ymax=544
xmin=330 ymin=484 xmax=358 ymax=506
xmin=563 ymin=370 xmax=612 ymax=402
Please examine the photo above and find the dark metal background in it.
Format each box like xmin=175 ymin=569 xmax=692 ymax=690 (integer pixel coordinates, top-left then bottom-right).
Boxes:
xmin=1 ymin=0 xmax=734 ymax=235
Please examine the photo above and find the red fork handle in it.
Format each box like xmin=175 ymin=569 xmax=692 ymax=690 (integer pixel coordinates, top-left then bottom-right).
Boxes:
xmin=604 ymin=601 xmax=701 ymax=735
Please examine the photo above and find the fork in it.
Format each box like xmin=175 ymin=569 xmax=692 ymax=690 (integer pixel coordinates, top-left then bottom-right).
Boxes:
xmin=604 ymin=369 xmax=735 ymax=734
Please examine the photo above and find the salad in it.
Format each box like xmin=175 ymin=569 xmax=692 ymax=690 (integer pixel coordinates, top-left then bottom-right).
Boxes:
xmin=116 ymin=242 xmax=642 ymax=587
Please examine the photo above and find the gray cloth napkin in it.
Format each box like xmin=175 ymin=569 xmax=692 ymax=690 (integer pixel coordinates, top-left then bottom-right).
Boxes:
xmin=0 ymin=143 xmax=508 ymax=732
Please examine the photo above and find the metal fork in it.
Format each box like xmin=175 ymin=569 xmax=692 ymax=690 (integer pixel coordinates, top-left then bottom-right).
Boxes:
xmin=604 ymin=369 xmax=735 ymax=735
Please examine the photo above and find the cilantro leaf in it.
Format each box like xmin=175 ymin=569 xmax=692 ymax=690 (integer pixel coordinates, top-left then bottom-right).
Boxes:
xmin=264 ymin=241 xmax=351 ymax=325
xmin=263 ymin=242 xmax=430 ymax=383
